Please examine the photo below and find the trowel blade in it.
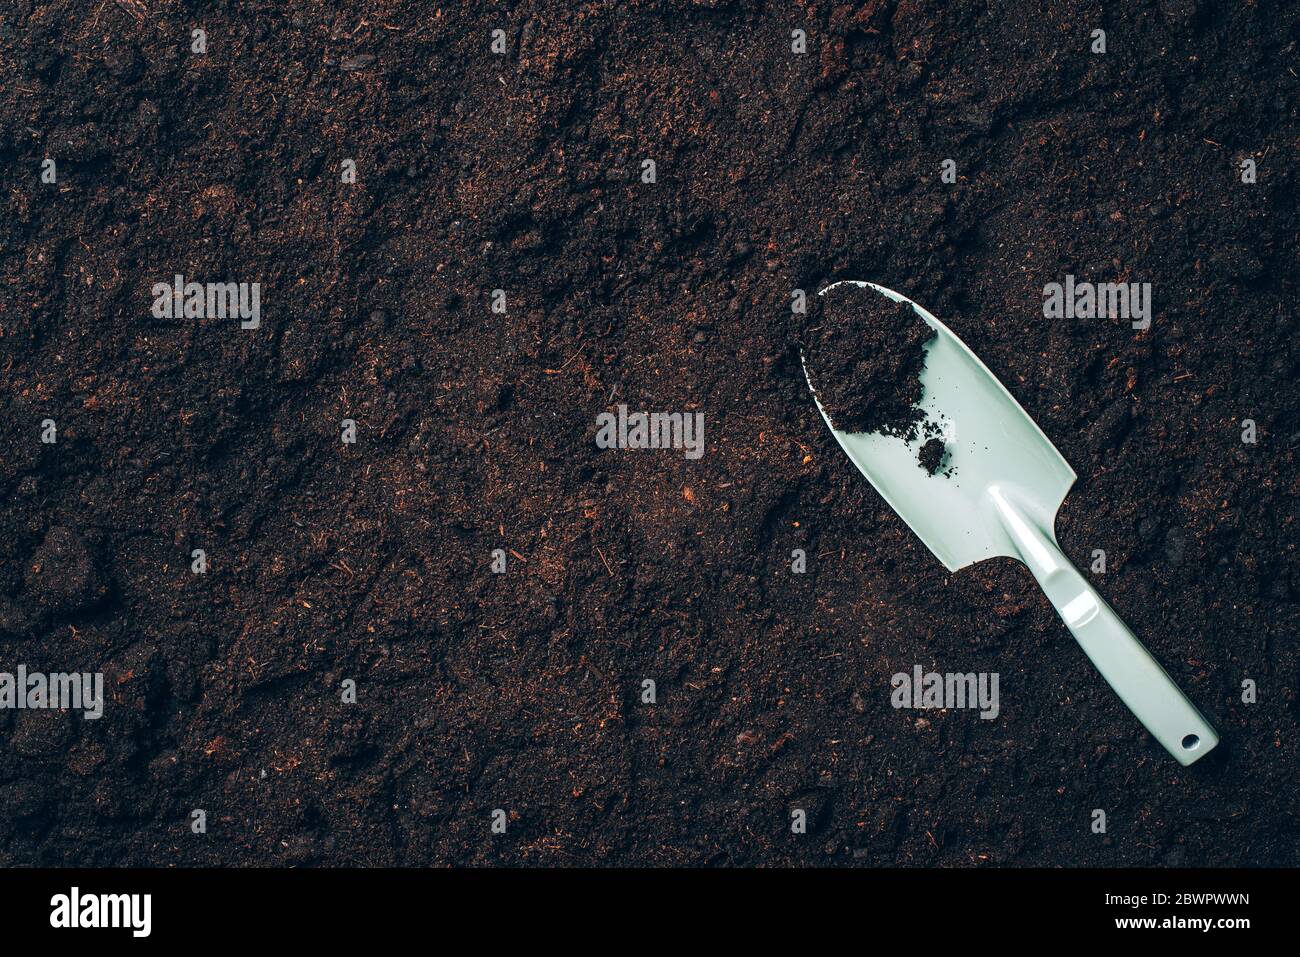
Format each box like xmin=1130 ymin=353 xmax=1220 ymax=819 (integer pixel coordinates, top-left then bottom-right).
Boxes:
xmin=805 ymin=281 xmax=1077 ymax=572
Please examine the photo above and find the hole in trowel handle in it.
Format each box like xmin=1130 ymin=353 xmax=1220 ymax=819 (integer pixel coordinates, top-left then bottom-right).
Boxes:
xmin=1181 ymin=733 xmax=1201 ymax=751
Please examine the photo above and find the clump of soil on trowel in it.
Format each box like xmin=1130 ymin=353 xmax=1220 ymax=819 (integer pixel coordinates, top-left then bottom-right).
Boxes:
xmin=917 ymin=420 xmax=955 ymax=477
xmin=918 ymin=437 xmax=946 ymax=475
xmin=802 ymin=284 xmax=936 ymax=438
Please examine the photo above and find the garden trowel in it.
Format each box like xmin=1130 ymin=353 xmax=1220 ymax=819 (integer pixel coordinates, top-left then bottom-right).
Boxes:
xmin=807 ymin=281 xmax=1219 ymax=765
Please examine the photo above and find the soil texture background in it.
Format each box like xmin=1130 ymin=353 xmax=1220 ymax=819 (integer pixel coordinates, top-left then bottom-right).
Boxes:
xmin=0 ymin=1 xmax=1298 ymax=866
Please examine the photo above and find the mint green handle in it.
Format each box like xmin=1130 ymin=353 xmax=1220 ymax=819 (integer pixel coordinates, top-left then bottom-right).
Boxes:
xmin=990 ymin=485 xmax=1219 ymax=765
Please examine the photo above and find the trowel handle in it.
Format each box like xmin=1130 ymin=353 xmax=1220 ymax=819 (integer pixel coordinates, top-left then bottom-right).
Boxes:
xmin=990 ymin=488 xmax=1219 ymax=765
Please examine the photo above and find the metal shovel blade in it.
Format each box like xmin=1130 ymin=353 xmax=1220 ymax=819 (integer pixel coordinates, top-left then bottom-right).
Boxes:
xmin=806 ymin=281 xmax=1219 ymax=765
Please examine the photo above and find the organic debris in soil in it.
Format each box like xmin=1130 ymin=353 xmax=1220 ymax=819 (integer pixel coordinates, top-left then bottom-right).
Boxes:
xmin=803 ymin=284 xmax=936 ymax=437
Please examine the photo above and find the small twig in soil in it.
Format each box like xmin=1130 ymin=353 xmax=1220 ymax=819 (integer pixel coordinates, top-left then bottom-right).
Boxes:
xmin=114 ymin=0 xmax=147 ymax=20
xmin=543 ymin=353 xmax=581 ymax=374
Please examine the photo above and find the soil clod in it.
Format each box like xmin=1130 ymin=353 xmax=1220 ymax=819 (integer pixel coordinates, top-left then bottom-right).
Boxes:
xmin=918 ymin=437 xmax=946 ymax=475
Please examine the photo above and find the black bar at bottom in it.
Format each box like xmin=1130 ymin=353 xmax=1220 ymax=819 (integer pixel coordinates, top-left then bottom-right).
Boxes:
xmin=0 ymin=866 xmax=1279 ymax=941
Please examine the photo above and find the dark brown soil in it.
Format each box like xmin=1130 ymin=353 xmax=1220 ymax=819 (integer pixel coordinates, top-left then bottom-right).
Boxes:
xmin=918 ymin=437 xmax=946 ymax=475
xmin=802 ymin=284 xmax=935 ymax=437
xmin=1 ymin=2 xmax=1297 ymax=867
